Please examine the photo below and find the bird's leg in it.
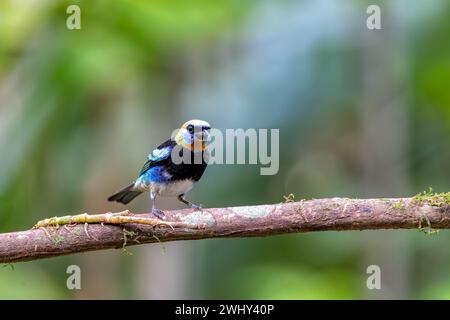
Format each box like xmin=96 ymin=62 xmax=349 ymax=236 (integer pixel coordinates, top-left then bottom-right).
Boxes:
xmin=151 ymin=191 xmax=165 ymax=220
xmin=178 ymin=194 xmax=202 ymax=210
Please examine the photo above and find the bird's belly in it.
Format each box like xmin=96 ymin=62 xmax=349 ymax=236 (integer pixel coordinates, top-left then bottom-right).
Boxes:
xmin=153 ymin=179 xmax=194 ymax=197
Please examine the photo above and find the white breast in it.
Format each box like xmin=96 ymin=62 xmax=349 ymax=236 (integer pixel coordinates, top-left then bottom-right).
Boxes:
xmin=152 ymin=179 xmax=195 ymax=197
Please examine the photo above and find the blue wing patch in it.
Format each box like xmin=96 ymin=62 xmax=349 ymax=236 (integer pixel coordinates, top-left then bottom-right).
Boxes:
xmin=137 ymin=166 xmax=171 ymax=184
xmin=139 ymin=145 xmax=173 ymax=176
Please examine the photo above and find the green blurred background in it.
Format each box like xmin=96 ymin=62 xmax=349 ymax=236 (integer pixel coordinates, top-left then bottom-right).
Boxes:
xmin=0 ymin=0 xmax=449 ymax=299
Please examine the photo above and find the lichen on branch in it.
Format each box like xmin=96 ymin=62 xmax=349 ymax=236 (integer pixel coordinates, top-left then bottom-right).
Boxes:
xmin=0 ymin=193 xmax=449 ymax=264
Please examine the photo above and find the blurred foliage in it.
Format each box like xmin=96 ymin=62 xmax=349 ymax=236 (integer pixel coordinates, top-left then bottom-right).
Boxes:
xmin=0 ymin=0 xmax=449 ymax=299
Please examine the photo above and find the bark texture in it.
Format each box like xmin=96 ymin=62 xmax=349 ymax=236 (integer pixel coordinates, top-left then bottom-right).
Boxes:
xmin=0 ymin=196 xmax=449 ymax=263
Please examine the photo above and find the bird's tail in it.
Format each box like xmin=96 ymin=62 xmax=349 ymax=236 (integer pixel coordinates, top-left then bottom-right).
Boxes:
xmin=108 ymin=183 xmax=143 ymax=204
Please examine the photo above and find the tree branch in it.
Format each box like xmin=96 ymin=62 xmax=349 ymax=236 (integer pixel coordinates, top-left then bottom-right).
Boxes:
xmin=1 ymin=195 xmax=449 ymax=263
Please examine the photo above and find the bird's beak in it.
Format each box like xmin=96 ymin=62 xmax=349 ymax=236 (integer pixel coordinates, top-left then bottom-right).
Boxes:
xmin=195 ymin=130 xmax=210 ymax=142
xmin=203 ymin=130 xmax=211 ymax=142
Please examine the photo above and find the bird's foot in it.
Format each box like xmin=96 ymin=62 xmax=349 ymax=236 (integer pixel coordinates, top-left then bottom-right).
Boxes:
xmin=190 ymin=203 xmax=203 ymax=210
xmin=151 ymin=208 xmax=165 ymax=220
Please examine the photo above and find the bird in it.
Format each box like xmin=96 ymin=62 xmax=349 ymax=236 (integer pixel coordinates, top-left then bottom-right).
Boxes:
xmin=108 ymin=119 xmax=210 ymax=219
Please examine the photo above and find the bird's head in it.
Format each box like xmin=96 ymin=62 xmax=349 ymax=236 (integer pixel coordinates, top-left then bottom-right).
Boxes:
xmin=175 ymin=119 xmax=211 ymax=152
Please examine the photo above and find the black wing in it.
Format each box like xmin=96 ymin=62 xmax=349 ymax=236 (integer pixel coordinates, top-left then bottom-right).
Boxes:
xmin=138 ymin=139 xmax=175 ymax=176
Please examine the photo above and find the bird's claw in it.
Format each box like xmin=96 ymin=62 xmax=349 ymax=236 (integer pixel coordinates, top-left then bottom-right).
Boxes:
xmin=152 ymin=208 xmax=165 ymax=220
xmin=190 ymin=203 xmax=203 ymax=210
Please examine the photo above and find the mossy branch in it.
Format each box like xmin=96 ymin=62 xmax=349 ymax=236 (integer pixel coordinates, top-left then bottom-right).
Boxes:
xmin=0 ymin=193 xmax=449 ymax=263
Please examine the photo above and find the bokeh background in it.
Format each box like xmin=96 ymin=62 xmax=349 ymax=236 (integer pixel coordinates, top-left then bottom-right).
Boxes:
xmin=0 ymin=0 xmax=449 ymax=299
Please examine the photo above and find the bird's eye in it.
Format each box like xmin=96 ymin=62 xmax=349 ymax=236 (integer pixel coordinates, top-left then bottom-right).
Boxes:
xmin=187 ymin=125 xmax=194 ymax=133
